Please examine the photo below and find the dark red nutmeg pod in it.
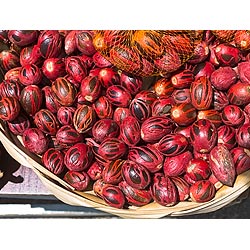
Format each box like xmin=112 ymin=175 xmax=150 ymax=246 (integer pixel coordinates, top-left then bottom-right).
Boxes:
xmin=8 ymin=30 xmax=38 ymax=47
xmin=64 ymin=143 xmax=93 ymax=171
xmin=197 ymin=109 xmax=222 ymax=128
xmin=231 ymin=147 xmax=250 ymax=175
xmin=170 ymin=176 xmax=190 ymax=201
xmin=42 ymin=86 xmax=61 ymax=114
xmin=4 ymin=67 xmax=21 ymax=83
xmin=151 ymin=97 xmax=175 ymax=117
xmin=135 ymin=90 xmax=157 ymax=105
xmin=171 ymin=69 xmax=194 ymax=89
xmin=227 ymin=82 xmax=250 ymax=106
xmin=63 ymin=171 xmax=90 ymax=191
xmin=0 ymin=80 xmax=22 ymax=100
xmin=217 ymin=125 xmax=237 ymax=150
xmin=236 ymin=123 xmax=250 ymax=149
xmin=153 ymin=78 xmax=174 ymax=97
xmin=221 ymin=105 xmax=245 ymax=127
xmin=186 ymin=158 xmax=211 ymax=181
xmin=102 ymin=159 xmax=124 ymax=184
xmin=42 ymin=148 xmax=65 ymax=175
xmin=95 ymin=67 xmax=120 ymax=88
xmin=64 ymin=30 xmax=77 ymax=55
xmin=19 ymin=64 xmax=42 ymax=86
xmin=57 ymin=106 xmax=76 ymax=126
xmin=75 ymin=31 xmax=97 ymax=56
xmin=7 ymin=112 xmax=31 ymax=135
xmin=213 ymin=89 xmax=229 ymax=111
xmin=0 ymin=96 xmax=20 ymax=121
xmin=87 ymin=162 xmax=103 ymax=181
xmin=172 ymin=89 xmax=191 ymax=104
xmin=0 ymin=49 xmax=20 ymax=71
xmin=20 ymin=45 xmax=43 ymax=67
xmin=93 ymin=96 xmax=114 ymax=119
xmin=120 ymin=71 xmax=143 ymax=96
xmin=113 ymin=107 xmax=131 ymax=124
xmin=129 ymin=98 xmax=151 ymax=123
xmin=237 ymin=61 xmax=250 ymax=83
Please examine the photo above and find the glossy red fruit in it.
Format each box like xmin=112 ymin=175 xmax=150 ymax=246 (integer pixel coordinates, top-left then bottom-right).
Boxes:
xmin=19 ymin=64 xmax=42 ymax=86
xmin=34 ymin=109 xmax=59 ymax=135
xmin=63 ymin=171 xmax=90 ymax=191
xmin=129 ymin=98 xmax=151 ymax=122
xmin=120 ymin=116 xmax=141 ymax=146
xmin=135 ymin=90 xmax=157 ymax=105
xmin=64 ymin=143 xmax=93 ymax=171
xmin=42 ymin=86 xmax=61 ymax=114
xmin=98 ymin=138 xmax=127 ymax=161
xmin=153 ymin=78 xmax=174 ymax=97
xmin=56 ymin=125 xmax=83 ymax=148
xmin=193 ymin=61 xmax=215 ymax=80
xmin=121 ymin=160 xmax=151 ymax=190
xmin=186 ymin=158 xmax=211 ymax=181
xmin=102 ymin=159 xmax=124 ymax=184
xmin=221 ymin=105 xmax=245 ymax=127
xmin=0 ymin=96 xmax=20 ymax=121
xmin=102 ymin=184 xmax=126 ymax=209
xmin=236 ymin=123 xmax=250 ymax=149
xmin=119 ymin=181 xmax=152 ymax=207
xmin=19 ymin=85 xmax=43 ymax=116
xmin=0 ymin=80 xmax=22 ymax=100
xmin=237 ymin=61 xmax=250 ymax=83
xmin=163 ymin=150 xmax=193 ymax=177
xmin=172 ymin=89 xmax=191 ymax=104
xmin=141 ymin=116 xmax=174 ymax=143
xmin=37 ymin=30 xmax=63 ymax=59
xmin=8 ymin=30 xmax=38 ymax=46
xmin=93 ymin=96 xmax=114 ymax=119
xmin=57 ymin=106 xmax=76 ymax=126
xmin=106 ymin=85 xmax=132 ymax=108
xmin=217 ymin=125 xmax=237 ymax=150
xmin=87 ymin=162 xmax=103 ymax=181
xmin=73 ymin=104 xmax=96 ymax=134
xmin=209 ymin=144 xmax=236 ymax=187
xmin=97 ymin=67 xmax=120 ymax=88
xmin=75 ymin=30 xmax=96 ymax=56
xmin=213 ymin=89 xmax=229 ymax=111
xmin=0 ymin=49 xmax=20 ymax=71
xmin=170 ymin=176 xmax=190 ymax=201
xmin=128 ymin=145 xmax=163 ymax=173
xmin=151 ymin=97 xmax=174 ymax=117
xmin=92 ymin=118 xmax=119 ymax=143
xmin=170 ymin=102 xmax=197 ymax=126
xmin=190 ymin=76 xmax=213 ymax=110
xmin=7 ymin=112 xmax=30 ymax=135
xmin=42 ymin=58 xmax=66 ymax=81
xmin=231 ymin=147 xmax=250 ymax=175
xmin=227 ymin=82 xmax=250 ymax=106
xmin=190 ymin=180 xmax=216 ymax=203
xmin=64 ymin=30 xmax=77 ymax=55
xmin=19 ymin=45 xmax=43 ymax=66
xmin=171 ymin=69 xmax=194 ymax=89
xmin=51 ymin=77 xmax=77 ymax=106
xmin=190 ymin=119 xmax=217 ymax=153
xmin=22 ymin=128 xmax=49 ymax=155
xmin=42 ymin=148 xmax=65 ymax=175
xmin=150 ymin=173 xmax=178 ymax=206
xmin=197 ymin=109 xmax=222 ymax=128
xmin=120 ymin=71 xmax=143 ymax=95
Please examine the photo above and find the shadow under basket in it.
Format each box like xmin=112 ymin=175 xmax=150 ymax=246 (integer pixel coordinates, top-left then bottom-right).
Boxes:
xmin=0 ymin=121 xmax=250 ymax=219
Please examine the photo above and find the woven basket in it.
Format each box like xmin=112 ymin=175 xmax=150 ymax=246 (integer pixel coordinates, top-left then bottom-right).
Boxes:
xmin=1 ymin=121 xmax=250 ymax=218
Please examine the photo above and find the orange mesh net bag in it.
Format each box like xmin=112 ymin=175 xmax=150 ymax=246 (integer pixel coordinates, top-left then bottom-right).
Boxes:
xmin=92 ymin=30 xmax=203 ymax=77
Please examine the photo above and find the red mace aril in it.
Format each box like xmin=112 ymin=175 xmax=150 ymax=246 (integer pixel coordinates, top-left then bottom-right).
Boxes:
xmin=172 ymin=88 xmax=191 ymax=104
xmin=237 ymin=61 xmax=250 ymax=83
xmin=186 ymin=158 xmax=211 ymax=181
xmin=170 ymin=102 xmax=197 ymax=126
xmin=193 ymin=151 xmax=210 ymax=162
xmin=188 ymin=40 xmax=210 ymax=64
xmin=151 ymin=96 xmax=175 ymax=117
xmin=129 ymin=98 xmax=151 ymax=123
xmin=193 ymin=61 xmax=215 ymax=80
xmin=214 ymin=43 xmax=241 ymax=67
xmin=128 ymin=145 xmax=163 ymax=173
xmin=106 ymin=85 xmax=132 ymax=108
xmin=34 ymin=109 xmax=59 ymax=136
xmin=150 ymin=173 xmax=178 ymax=207
xmin=189 ymin=119 xmax=217 ymax=154
xmin=63 ymin=171 xmax=90 ymax=191
xmin=213 ymin=89 xmax=229 ymax=111
xmin=209 ymin=144 xmax=236 ymax=187
xmin=37 ymin=30 xmax=63 ymax=59
xmin=234 ymin=30 xmax=250 ymax=50
xmin=65 ymin=56 xmax=88 ymax=83
xmin=157 ymin=133 xmax=189 ymax=157
xmin=22 ymin=128 xmax=49 ymax=155
xmin=87 ymin=161 xmax=103 ymax=181
xmin=135 ymin=90 xmax=157 ymax=105
xmin=92 ymin=118 xmax=120 ymax=143
xmin=93 ymin=96 xmax=114 ymax=119
xmin=7 ymin=112 xmax=31 ymax=135
xmin=19 ymin=85 xmax=43 ymax=116
xmin=64 ymin=30 xmax=77 ymax=55
xmin=190 ymin=76 xmax=213 ymax=110
xmin=56 ymin=125 xmax=83 ymax=149
xmin=227 ymin=81 xmax=250 ymax=106
xmin=20 ymin=45 xmax=43 ymax=66
xmin=19 ymin=64 xmax=42 ymax=86
xmin=113 ymin=107 xmax=131 ymax=124
xmin=80 ymin=75 xmax=102 ymax=103
xmin=171 ymin=69 xmax=194 ymax=89
xmin=0 ymin=49 xmax=20 ymax=71
xmin=183 ymin=173 xmax=196 ymax=185
xmin=102 ymin=159 xmax=124 ymax=185
xmin=101 ymin=184 xmax=125 ymax=209
xmin=73 ymin=104 xmax=96 ymax=134
xmin=42 ymin=58 xmax=66 ymax=81
xmin=121 ymin=160 xmax=151 ymax=190
xmin=75 ymin=30 xmax=96 ymax=56
xmin=217 ymin=125 xmax=237 ymax=150
xmin=221 ymin=104 xmax=245 ymax=127
xmin=163 ymin=150 xmax=193 ymax=177
xmin=8 ymin=30 xmax=38 ymax=47
xmin=231 ymin=147 xmax=250 ymax=175
xmin=98 ymin=138 xmax=127 ymax=161
xmin=210 ymin=66 xmax=238 ymax=91
xmin=96 ymin=67 xmax=120 ymax=89
xmin=236 ymin=123 xmax=250 ymax=149
xmin=64 ymin=142 xmax=94 ymax=171
xmin=197 ymin=109 xmax=222 ymax=128
xmin=57 ymin=106 xmax=76 ymax=126
xmin=42 ymin=148 xmax=65 ymax=175
xmin=42 ymin=86 xmax=61 ymax=114
xmin=4 ymin=67 xmax=21 ymax=83
xmin=170 ymin=176 xmax=190 ymax=201
xmin=119 ymin=181 xmax=152 ymax=207
xmin=120 ymin=71 xmax=143 ymax=95
xmin=153 ymin=77 xmax=174 ymax=97
xmin=120 ymin=116 xmax=141 ymax=146
xmin=51 ymin=77 xmax=77 ymax=107
xmin=80 ymin=54 xmax=93 ymax=69
xmin=92 ymin=51 xmax=112 ymax=68
xmin=0 ymin=96 xmax=20 ymax=121
xmin=189 ymin=180 xmax=216 ymax=203
xmin=0 ymin=80 xmax=22 ymax=100
xmin=140 ymin=116 xmax=174 ymax=143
